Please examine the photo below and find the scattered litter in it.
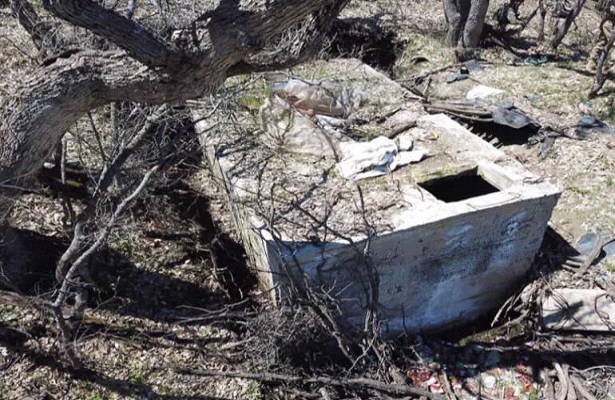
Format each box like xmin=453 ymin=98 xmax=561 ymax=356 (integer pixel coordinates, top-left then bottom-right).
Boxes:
xmin=574 ymin=115 xmax=615 ymax=138
xmin=446 ymin=66 xmax=470 ymax=83
xmin=542 ymin=288 xmax=615 ymax=331
xmin=425 ymin=100 xmax=542 ymax=148
xmin=572 ymin=232 xmax=615 ymax=262
xmin=604 ymin=240 xmax=615 ymax=260
xmin=259 ymin=94 xmax=348 ymax=157
xmin=481 ymin=373 xmax=497 ymax=389
xmin=407 ymin=346 xmax=541 ymax=400
xmin=563 ymin=232 xmax=605 ymax=276
xmin=467 ymin=85 xmax=506 ymax=100
xmin=336 ymin=136 xmax=428 ymax=180
xmin=491 ymin=102 xmax=539 ymax=130
xmin=523 ymin=55 xmax=548 ymax=66
xmin=484 ymin=351 xmax=501 ymax=368
xmin=463 ymin=59 xmax=484 ymax=72
xmin=273 ymin=79 xmax=364 ymax=118
xmin=426 ymin=376 xmax=444 ymax=394
xmin=426 ymin=100 xmax=539 ymax=132
xmin=572 ymin=232 xmax=604 ymax=260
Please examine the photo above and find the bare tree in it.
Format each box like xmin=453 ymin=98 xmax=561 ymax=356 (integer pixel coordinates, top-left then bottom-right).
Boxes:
xmin=0 ymin=0 xmax=353 ymax=366
xmin=443 ymin=0 xmax=490 ymax=59
xmin=0 ymin=0 xmax=351 ymax=222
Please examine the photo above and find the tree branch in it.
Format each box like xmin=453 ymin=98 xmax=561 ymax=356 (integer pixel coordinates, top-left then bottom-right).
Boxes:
xmin=0 ymin=0 xmax=351 ymax=220
xmin=41 ymin=0 xmax=180 ymax=67
xmin=10 ymin=0 xmax=58 ymax=51
xmin=225 ymin=0 xmax=350 ymax=76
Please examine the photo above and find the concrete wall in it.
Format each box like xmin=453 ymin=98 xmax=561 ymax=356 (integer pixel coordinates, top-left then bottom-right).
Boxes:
xmin=194 ymin=59 xmax=561 ymax=334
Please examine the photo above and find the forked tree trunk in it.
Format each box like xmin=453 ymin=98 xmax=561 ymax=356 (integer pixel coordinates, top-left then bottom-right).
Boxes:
xmin=0 ymin=0 xmax=351 ymax=221
xmin=443 ymin=0 xmax=489 ymax=56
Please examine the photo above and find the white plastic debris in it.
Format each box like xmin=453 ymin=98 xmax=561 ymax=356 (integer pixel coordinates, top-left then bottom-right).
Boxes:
xmin=396 ymin=132 xmax=414 ymax=151
xmin=481 ymin=374 xmax=497 ymax=389
xmin=336 ymin=136 xmax=428 ymax=180
xmin=273 ymin=79 xmax=364 ymax=118
xmin=466 ymin=85 xmax=506 ymax=100
xmin=396 ymin=148 xmax=429 ymax=165
xmin=259 ymin=95 xmax=347 ymax=157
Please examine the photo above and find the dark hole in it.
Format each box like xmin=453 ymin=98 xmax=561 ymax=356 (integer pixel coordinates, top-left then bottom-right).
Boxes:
xmin=466 ymin=120 xmax=537 ymax=147
xmin=419 ymin=169 xmax=499 ymax=203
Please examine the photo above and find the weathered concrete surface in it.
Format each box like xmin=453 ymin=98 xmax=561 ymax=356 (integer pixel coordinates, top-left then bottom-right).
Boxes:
xmin=193 ymin=59 xmax=561 ymax=334
xmin=542 ymin=289 xmax=615 ymax=332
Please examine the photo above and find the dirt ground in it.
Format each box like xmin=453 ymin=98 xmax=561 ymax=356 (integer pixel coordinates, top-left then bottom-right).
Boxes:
xmin=2 ymin=0 xmax=615 ymax=399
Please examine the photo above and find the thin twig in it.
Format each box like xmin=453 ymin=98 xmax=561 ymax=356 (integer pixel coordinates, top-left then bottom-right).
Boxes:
xmin=87 ymin=112 xmax=108 ymax=163
xmin=396 ymin=63 xmax=459 ymax=83
xmin=49 ymin=164 xmax=160 ymax=367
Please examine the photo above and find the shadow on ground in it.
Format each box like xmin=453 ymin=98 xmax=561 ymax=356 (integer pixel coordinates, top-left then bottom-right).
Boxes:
xmin=0 ymin=176 xmax=257 ymax=324
xmin=0 ymin=335 xmax=233 ymax=399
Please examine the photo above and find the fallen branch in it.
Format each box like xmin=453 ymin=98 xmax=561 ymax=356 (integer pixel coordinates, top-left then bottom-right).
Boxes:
xmin=570 ymin=375 xmax=598 ymax=400
xmin=397 ymin=63 xmax=459 ymax=84
xmin=438 ymin=370 xmax=459 ymax=400
xmin=553 ymin=361 xmax=574 ymax=400
xmin=175 ymin=367 xmax=445 ymax=399
xmin=562 ymin=235 xmax=603 ymax=278
xmin=424 ymin=101 xmax=493 ymax=122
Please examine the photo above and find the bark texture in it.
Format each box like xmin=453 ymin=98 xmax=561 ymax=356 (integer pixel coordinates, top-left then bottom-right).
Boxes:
xmin=443 ymin=0 xmax=489 ymax=54
xmin=0 ymin=0 xmax=351 ymax=219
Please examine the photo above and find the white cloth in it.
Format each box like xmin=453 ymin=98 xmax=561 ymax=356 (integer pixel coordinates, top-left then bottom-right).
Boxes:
xmin=336 ymin=136 xmax=428 ymax=180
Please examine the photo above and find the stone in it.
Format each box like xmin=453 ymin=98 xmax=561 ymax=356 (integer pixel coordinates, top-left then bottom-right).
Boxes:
xmin=396 ymin=132 xmax=414 ymax=151
xmin=467 ymin=85 xmax=506 ymax=100
xmin=542 ymin=288 xmax=615 ymax=331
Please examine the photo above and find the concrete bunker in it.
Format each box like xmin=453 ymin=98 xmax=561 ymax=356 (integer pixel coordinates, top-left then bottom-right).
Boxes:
xmin=192 ymin=59 xmax=561 ymax=335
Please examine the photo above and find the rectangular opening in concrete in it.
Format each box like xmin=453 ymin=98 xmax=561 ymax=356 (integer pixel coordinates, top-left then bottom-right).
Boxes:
xmin=418 ymin=168 xmax=500 ymax=203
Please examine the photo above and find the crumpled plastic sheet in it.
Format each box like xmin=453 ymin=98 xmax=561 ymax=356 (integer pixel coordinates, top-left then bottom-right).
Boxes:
xmin=575 ymin=115 xmax=615 ymax=138
xmin=273 ymin=79 xmax=364 ymax=118
xmin=491 ymin=102 xmax=540 ymax=130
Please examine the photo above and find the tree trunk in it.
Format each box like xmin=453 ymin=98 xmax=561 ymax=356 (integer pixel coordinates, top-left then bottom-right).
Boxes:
xmin=0 ymin=0 xmax=351 ymax=222
xmin=463 ymin=0 xmax=489 ymax=48
xmin=444 ymin=0 xmax=470 ymax=47
xmin=443 ymin=0 xmax=489 ymax=55
xmin=550 ymin=0 xmax=586 ymax=49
